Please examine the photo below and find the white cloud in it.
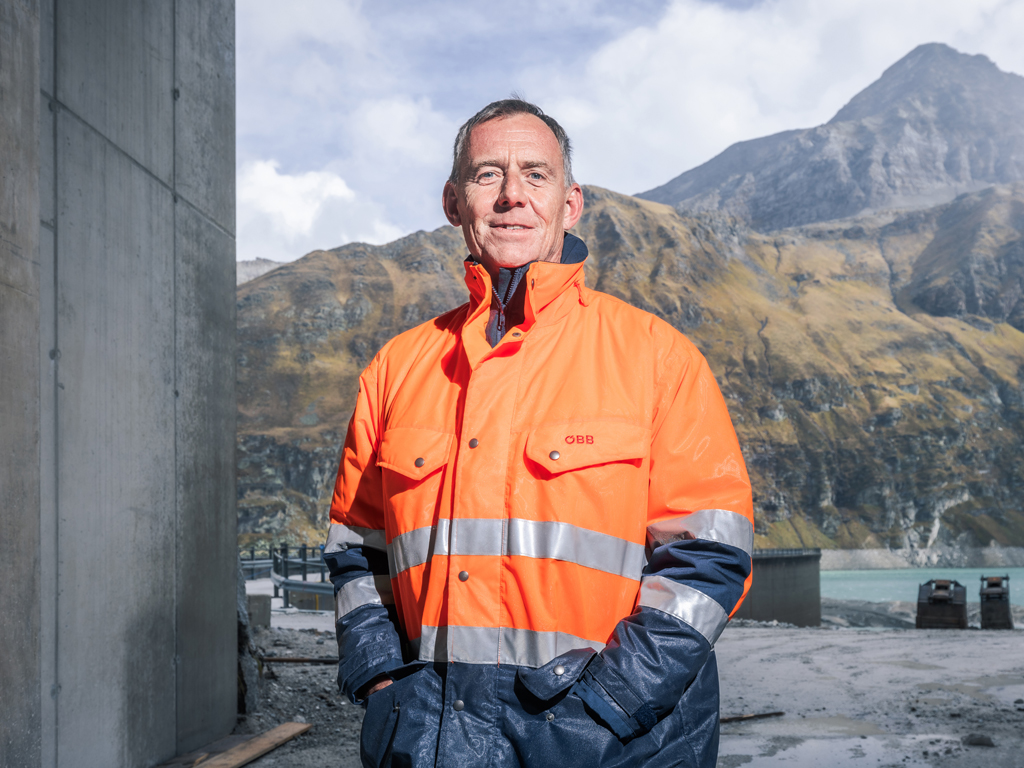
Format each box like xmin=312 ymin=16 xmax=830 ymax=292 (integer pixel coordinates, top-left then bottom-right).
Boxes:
xmin=529 ymin=0 xmax=1024 ymax=194
xmin=238 ymin=0 xmax=372 ymax=54
xmin=239 ymin=160 xmax=354 ymax=238
xmin=349 ymin=96 xmax=455 ymax=166
xmin=236 ymin=2 xmax=458 ymax=260
xmin=236 ymin=160 xmax=404 ymax=262
xmin=235 ymin=0 xmax=1024 ymax=255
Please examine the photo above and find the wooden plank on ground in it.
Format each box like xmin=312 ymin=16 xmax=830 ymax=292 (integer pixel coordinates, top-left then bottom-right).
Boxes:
xmin=195 ymin=723 xmax=312 ymax=768
xmin=157 ymin=753 xmax=209 ymax=767
xmin=155 ymin=735 xmax=255 ymax=767
xmin=721 ymin=711 xmax=785 ymax=724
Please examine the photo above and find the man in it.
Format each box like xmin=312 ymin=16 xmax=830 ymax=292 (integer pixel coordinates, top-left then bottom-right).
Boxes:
xmin=323 ymin=99 xmax=754 ymax=768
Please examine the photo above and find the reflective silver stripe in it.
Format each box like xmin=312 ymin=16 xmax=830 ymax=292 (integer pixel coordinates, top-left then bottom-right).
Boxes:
xmin=646 ymin=509 xmax=754 ymax=557
xmin=387 ymin=520 xmax=450 ymax=578
xmin=638 ymin=575 xmax=729 ymax=645
xmin=498 ymin=626 xmax=605 ymax=667
xmin=388 ymin=517 xmax=643 ymax=579
xmin=412 ymin=625 xmax=604 ymax=667
xmin=450 ymin=518 xmax=504 ymax=557
xmin=507 ymin=519 xmax=645 ymax=579
xmin=325 ymin=523 xmax=387 ymax=553
xmin=334 ymin=574 xmax=394 ymax=622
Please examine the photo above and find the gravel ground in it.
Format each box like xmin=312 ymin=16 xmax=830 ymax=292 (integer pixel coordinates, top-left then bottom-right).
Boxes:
xmin=229 ymin=603 xmax=1023 ymax=768
xmin=234 ymin=625 xmax=362 ymax=768
xmin=716 ymin=622 xmax=1024 ymax=767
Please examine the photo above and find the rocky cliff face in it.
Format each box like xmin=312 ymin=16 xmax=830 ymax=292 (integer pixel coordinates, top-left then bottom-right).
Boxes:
xmin=236 ymin=184 xmax=1024 ymax=551
xmin=638 ymin=44 xmax=1024 ymax=231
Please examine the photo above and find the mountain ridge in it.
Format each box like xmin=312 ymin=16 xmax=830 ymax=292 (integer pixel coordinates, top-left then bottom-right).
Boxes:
xmin=638 ymin=43 xmax=1024 ymax=231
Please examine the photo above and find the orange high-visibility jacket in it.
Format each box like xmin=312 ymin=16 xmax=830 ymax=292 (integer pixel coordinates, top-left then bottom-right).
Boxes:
xmin=325 ymin=241 xmax=754 ymax=705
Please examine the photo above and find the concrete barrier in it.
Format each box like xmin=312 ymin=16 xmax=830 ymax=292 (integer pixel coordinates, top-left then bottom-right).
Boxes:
xmin=733 ymin=549 xmax=822 ymax=627
xmin=248 ymin=594 xmax=272 ymax=629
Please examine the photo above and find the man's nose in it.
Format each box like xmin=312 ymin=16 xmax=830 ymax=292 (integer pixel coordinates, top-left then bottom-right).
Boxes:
xmin=498 ymin=173 xmax=527 ymax=208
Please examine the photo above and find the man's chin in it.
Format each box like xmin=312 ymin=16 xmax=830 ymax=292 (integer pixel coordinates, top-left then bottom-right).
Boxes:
xmin=476 ymin=241 xmax=563 ymax=272
xmin=477 ymin=249 xmax=540 ymax=272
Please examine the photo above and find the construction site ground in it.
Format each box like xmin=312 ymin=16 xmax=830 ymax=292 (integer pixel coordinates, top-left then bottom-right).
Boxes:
xmin=232 ymin=602 xmax=1024 ymax=768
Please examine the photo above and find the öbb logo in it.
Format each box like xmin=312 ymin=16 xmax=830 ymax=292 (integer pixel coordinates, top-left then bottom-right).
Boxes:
xmin=564 ymin=435 xmax=594 ymax=444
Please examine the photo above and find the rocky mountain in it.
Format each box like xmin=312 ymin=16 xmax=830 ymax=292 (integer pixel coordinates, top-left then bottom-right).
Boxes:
xmin=236 ymin=183 xmax=1024 ymax=551
xmin=638 ymin=44 xmax=1024 ymax=231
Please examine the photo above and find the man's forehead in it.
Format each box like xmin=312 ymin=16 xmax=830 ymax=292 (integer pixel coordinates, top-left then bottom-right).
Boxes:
xmin=466 ymin=114 xmax=561 ymax=158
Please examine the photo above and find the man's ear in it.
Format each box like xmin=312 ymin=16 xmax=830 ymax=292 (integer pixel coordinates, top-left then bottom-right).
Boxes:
xmin=442 ymin=181 xmax=462 ymax=227
xmin=562 ymin=183 xmax=584 ymax=231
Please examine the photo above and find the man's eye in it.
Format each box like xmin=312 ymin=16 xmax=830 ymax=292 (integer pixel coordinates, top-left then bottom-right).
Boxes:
xmin=529 ymin=172 xmax=544 ymax=180
xmin=478 ymin=171 xmax=497 ymax=180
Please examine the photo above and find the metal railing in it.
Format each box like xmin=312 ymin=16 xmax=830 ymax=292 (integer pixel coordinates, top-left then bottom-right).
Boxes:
xmin=242 ymin=544 xmax=333 ymax=610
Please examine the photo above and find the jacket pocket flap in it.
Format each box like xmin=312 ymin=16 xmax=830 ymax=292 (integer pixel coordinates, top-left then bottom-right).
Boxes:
xmin=525 ymin=422 xmax=649 ymax=475
xmin=517 ymin=648 xmax=596 ymax=701
xmin=377 ymin=428 xmax=453 ymax=480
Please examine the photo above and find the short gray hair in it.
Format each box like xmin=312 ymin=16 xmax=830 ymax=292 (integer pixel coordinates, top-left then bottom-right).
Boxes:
xmin=448 ymin=97 xmax=574 ymax=188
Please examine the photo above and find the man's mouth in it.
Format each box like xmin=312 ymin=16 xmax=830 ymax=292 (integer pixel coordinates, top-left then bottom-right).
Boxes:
xmin=494 ymin=224 xmax=530 ymax=230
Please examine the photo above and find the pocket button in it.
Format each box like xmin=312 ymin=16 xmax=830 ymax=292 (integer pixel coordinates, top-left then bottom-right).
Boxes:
xmin=453 ymin=699 xmax=465 ymax=711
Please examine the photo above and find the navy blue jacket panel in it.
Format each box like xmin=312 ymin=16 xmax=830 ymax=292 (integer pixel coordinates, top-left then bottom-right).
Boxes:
xmin=357 ymin=654 xmax=720 ymax=768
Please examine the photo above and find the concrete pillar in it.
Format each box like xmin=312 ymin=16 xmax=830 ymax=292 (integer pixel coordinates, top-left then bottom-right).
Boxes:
xmin=1 ymin=1 xmax=236 ymax=765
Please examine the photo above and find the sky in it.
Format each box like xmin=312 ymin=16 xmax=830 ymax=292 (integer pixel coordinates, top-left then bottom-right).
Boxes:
xmin=236 ymin=0 xmax=1024 ymax=263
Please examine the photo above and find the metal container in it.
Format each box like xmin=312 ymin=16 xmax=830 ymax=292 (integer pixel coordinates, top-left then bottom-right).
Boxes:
xmin=980 ymin=575 xmax=1014 ymax=630
xmin=916 ymin=579 xmax=967 ymax=629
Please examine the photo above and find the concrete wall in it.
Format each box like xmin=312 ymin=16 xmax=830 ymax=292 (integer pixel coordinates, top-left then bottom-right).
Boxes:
xmin=820 ymin=546 xmax=1024 ymax=570
xmin=734 ymin=549 xmax=822 ymax=627
xmin=1 ymin=2 xmax=236 ymax=766
xmin=1 ymin=2 xmax=42 ymax=765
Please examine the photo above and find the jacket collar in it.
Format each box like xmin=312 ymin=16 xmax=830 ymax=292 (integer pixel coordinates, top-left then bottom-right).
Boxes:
xmin=464 ymin=232 xmax=588 ymax=316
xmin=461 ymin=233 xmax=589 ymax=366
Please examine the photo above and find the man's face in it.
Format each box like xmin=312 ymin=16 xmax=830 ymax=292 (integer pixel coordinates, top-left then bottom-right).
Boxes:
xmin=442 ymin=113 xmax=584 ymax=274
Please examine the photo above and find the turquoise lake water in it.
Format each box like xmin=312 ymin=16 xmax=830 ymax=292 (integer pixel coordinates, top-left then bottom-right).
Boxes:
xmin=820 ymin=567 xmax=1024 ymax=605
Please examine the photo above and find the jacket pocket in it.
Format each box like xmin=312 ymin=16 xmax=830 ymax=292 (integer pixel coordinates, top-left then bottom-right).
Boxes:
xmin=360 ymin=684 xmax=401 ymax=768
xmin=377 ymin=427 xmax=453 ymax=480
xmin=377 ymin=428 xmax=453 ymax=532
xmin=519 ymin=421 xmax=651 ymax=539
xmin=507 ymin=653 xmax=623 ymax=766
xmin=524 ymin=421 xmax=649 ymax=475
xmin=517 ymin=648 xmax=596 ymax=701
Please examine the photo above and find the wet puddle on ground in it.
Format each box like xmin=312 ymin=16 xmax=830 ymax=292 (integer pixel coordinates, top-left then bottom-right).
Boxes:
xmin=718 ymin=734 xmax=959 ymax=766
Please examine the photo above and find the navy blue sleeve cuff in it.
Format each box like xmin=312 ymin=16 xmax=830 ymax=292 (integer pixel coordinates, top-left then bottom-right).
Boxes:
xmin=573 ymin=659 xmax=659 ymax=741
xmin=345 ymin=651 xmax=404 ymax=705
xmin=572 ymin=679 xmax=634 ymax=739
xmin=335 ymin=604 xmax=404 ymax=704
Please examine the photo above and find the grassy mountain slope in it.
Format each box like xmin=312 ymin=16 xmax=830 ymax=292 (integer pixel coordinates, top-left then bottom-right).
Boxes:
xmin=236 ymin=185 xmax=1024 ymax=550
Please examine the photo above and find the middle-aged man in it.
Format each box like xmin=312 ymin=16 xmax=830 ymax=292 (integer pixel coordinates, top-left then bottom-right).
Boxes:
xmin=323 ymin=98 xmax=754 ymax=768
